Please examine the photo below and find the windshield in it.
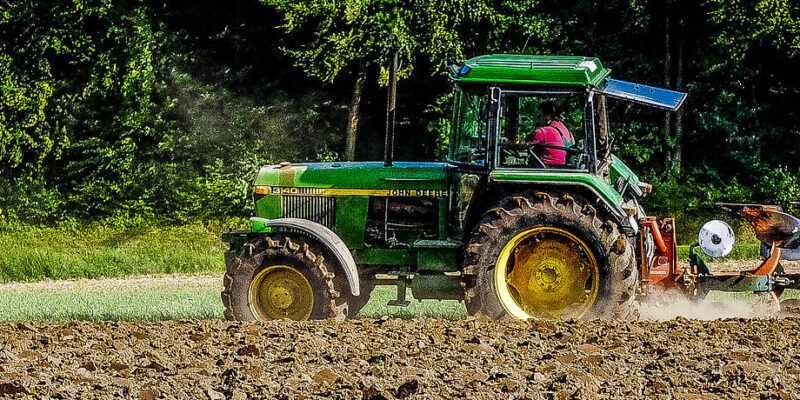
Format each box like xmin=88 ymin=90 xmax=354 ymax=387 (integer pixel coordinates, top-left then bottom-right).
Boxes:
xmin=448 ymin=86 xmax=488 ymax=166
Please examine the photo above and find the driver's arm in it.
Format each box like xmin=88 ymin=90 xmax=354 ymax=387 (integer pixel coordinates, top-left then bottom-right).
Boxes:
xmin=505 ymin=140 xmax=528 ymax=151
xmin=523 ymin=129 xmax=542 ymax=148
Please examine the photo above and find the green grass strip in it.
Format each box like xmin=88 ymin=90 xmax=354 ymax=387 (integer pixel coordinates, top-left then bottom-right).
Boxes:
xmin=0 ymin=286 xmax=225 ymax=322
xmin=0 ymin=279 xmax=467 ymax=321
xmin=2 ymin=274 xmax=798 ymax=322
xmin=0 ymin=223 xmax=230 ymax=282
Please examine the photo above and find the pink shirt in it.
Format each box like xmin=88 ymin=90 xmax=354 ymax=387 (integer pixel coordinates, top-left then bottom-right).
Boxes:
xmin=525 ymin=121 xmax=574 ymax=166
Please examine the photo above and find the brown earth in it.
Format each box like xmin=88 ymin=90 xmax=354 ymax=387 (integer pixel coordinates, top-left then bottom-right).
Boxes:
xmin=2 ymin=318 xmax=800 ymax=399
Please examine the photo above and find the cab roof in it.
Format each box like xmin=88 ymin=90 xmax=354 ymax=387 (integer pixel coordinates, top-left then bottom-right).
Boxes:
xmin=451 ymin=54 xmax=611 ymax=86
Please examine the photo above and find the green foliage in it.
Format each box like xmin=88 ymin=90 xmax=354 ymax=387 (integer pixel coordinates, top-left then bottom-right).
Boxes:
xmin=710 ymin=0 xmax=800 ymax=60
xmin=0 ymin=1 xmax=344 ymax=224
xmin=426 ymin=91 xmax=454 ymax=161
xmin=0 ymin=0 xmax=798 ymax=225
xmin=0 ymin=3 xmax=61 ymax=172
xmin=264 ymin=0 xmax=557 ymax=84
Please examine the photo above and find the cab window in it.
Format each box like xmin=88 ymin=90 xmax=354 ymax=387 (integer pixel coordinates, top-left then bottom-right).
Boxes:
xmin=448 ymin=87 xmax=488 ymax=166
xmin=497 ymin=93 xmax=589 ymax=170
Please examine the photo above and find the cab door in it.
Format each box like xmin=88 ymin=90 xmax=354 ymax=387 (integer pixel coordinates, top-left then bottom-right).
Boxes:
xmin=446 ymin=85 xmax=500 ymax=240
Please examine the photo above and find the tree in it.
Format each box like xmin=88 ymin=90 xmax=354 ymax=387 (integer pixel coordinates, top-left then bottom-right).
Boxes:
xmin=0 ymin=2 xmax=60 ymax=173
xmin=262 ymin=0 xmax=556 ymax=160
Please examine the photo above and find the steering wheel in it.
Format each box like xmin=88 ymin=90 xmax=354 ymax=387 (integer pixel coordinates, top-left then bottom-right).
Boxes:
xmin=501 ymin=147 xmax=527 ymax=159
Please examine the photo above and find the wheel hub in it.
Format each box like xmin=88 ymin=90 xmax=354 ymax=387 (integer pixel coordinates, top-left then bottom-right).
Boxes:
xmin=268 ymin=279 xmax=298 ymax=309
xmin=534 ymin=265 xmax=563 ymax=289
xmin=496 ymin=227 xmax=599 ymax=319
xmin=249 ymin=265 xmax=314 ymax=320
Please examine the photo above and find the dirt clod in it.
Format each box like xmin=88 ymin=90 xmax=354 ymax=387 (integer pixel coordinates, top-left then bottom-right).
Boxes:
xmin=138 ymin=389 xmax=157 ymax=400
xmin=313 ymin=367 xmax=339 ymax=385
xmin=0 ymin=319 xmax=799 ymax=398
xmin=395 ymin=380 xmax=419 ymax=399
xmin=236 ymin=344 xmax=260 ymax=357
xmin=0 ymin=383 xmax=28 ymax=395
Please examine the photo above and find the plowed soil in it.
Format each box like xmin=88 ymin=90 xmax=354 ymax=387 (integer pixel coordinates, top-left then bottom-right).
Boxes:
xmin=2 ymin=318 xmax=800 ymax=399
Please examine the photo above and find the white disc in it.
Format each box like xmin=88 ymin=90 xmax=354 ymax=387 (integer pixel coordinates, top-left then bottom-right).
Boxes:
xmin=698 ymin=220 xmax=735 ymax=258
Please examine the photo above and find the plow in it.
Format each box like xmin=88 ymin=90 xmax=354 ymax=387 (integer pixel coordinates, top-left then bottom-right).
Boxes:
xmin=640 ymin=204 xmax=800 ymax=314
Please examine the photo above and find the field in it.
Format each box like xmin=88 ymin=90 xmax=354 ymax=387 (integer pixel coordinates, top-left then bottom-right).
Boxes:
xmin=2 ymin=318 xmax=800 ymax=399
xmin=0 ymin=222 xmax=230 ymax=282
xmin=2 ymin=224 xmax=800 ymax=398
xmin=0 ymin=221 xmax=770 ymax=323
xmin=0 ymin=222 xmax=764 ymax=283
xmin=4 ymin=272 xmax=800 ymax=323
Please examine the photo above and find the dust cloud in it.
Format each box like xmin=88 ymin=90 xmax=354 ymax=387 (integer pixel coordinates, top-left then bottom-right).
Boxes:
xmin=636 ymin=288 xmax=780 ymax=320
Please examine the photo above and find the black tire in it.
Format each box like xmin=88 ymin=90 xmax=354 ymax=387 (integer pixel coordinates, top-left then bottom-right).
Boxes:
xmin=221 ymin=233 xmax=349 ymax=321
xmin=343 ymin=279 xmax=376 ymax=317
xmin=461 ymin=192 xmax=637 ymax=320
xmin=335 ymin=265 xmax=376 ymax=317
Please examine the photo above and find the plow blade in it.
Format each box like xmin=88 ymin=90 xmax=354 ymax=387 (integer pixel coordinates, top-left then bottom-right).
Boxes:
xmin=699 ymin=273 xmax=772 ymax=292
xmin=718 ymin=203 xmax=800 ymax=249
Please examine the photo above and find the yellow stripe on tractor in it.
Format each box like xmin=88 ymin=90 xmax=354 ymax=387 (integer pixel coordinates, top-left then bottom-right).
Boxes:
xmin=254 ymin=186 xmax=448 ymax=198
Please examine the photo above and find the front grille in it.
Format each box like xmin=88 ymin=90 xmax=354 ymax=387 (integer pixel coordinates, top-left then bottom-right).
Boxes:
xmin=281 ymin=196 xmax=336 ymax=229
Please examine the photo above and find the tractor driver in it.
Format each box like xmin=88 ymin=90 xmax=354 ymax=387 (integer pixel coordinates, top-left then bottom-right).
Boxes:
xmin=524 ymin=101 xmax=574 ymax=166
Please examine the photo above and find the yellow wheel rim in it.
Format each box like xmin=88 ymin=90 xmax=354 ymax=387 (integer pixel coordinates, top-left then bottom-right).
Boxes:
xmin=249 ymin=265 xmax=314 ymax=320
xmin=495 ymin=227 xmax=599 ymax=319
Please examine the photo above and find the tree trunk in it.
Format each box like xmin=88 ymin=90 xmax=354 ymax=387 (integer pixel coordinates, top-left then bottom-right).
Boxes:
xmin=674 ymin=11 xmax=685 ymax=172
xmin=663 ymin=0 xmax=673 ymax=165
xmin=344 ymin=65 xmax=367 ymax=161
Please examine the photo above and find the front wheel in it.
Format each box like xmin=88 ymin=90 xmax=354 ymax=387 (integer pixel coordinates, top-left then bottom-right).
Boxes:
xmin=461 ymin=192 xmax=637 ymax=320
xmin=221 ymin=234 xmax=348 ymax=321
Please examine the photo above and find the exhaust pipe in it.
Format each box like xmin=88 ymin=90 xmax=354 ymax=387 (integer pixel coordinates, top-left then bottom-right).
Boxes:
xmin=384 ymin=35 xmax=398 ymax=167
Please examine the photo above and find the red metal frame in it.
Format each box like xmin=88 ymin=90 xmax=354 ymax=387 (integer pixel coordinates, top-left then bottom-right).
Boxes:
xmin=750 ymin=243 xmax=782 ymax=276
xmin=638 ymin=217 xmax=681 ymax=294
xmin=638 ymin=214 xmax=789 ymax=297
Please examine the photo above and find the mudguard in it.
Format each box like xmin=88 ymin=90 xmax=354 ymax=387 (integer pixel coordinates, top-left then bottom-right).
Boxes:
xmin=250 ymin=217 xmax=360 ymax=296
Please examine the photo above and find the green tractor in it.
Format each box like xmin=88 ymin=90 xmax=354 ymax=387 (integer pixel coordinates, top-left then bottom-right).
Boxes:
xmin=221 ymin=54 xmax=686 ymax=321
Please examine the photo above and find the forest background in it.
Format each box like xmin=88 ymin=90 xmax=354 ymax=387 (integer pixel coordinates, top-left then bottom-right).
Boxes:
xmin=2 ymin=0 xmax=799 ymax=230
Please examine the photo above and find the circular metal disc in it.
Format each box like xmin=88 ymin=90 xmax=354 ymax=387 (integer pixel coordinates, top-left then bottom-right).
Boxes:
xmin=698 ymin=220 xmax=735 ymax=258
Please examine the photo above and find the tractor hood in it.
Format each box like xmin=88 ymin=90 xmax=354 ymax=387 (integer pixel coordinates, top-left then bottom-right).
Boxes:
xmin=254 ymin=161 xmax=447 ymax=194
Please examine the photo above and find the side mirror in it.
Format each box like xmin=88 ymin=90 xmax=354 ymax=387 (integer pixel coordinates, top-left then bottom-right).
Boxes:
xmin=448 ymin=64 xmax=461 ymax=76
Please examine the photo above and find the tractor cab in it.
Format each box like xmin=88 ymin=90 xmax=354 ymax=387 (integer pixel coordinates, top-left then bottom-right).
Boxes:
xmin=444 ymin=55 xmax=686 ymax=242
xmin=447 ymin=54 xmax=685 ymax=173
xmin=449 ymin=78 xmax=596 ymax=171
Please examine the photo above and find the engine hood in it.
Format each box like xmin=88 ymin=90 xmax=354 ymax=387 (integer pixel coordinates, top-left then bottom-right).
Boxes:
xmin=254 ymin=161 xmax=448 ymax=193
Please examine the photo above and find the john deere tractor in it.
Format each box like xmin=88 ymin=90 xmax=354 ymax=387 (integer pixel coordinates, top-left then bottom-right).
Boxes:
xmin=221 ymin=54 xmax=686 ymax=321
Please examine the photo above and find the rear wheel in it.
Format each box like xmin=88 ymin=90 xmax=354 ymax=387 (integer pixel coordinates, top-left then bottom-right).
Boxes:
xmin=461 ymin=192 xmax=637 ymax=320
xmin=222 ymin=234 xmax=349 ymax=321
xmin=495 ymin=226 xmax=601 ymax=318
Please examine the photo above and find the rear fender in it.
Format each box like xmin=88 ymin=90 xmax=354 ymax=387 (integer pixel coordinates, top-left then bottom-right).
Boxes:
xmin=251 ymin=217 xmax=360 ymax=296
